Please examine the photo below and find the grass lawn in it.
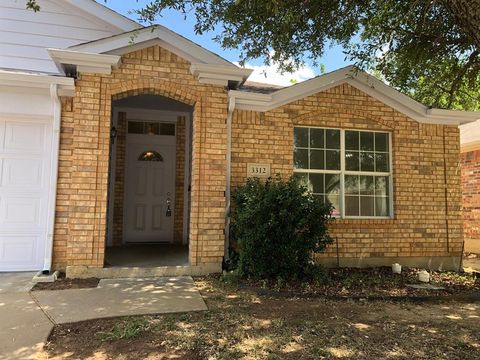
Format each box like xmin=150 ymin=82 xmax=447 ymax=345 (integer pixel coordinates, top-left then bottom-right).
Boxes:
xmin=43 ymin=275 xmax=480 ymax=360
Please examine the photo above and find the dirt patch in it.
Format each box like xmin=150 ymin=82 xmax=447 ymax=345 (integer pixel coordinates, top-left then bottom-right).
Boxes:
xmin=31 ymin=275 xmax=99 ymax=291
xmin=45 ymin=318 xmax=199 ymax=360
xmin=43 ymin=276 xmax=480 ymax=360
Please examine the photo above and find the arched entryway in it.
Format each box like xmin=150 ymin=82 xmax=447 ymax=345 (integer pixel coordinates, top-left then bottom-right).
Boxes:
xmin=105 ymin=94 xmax=194 ymax=267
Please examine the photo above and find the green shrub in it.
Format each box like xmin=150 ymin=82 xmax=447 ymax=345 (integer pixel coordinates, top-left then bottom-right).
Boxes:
xmin=230 ymin=175 xmax=333 ymax=280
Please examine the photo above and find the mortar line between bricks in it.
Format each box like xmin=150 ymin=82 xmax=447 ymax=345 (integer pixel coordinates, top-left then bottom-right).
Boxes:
xmin=29 ymin=292 xmax=57 ymax=326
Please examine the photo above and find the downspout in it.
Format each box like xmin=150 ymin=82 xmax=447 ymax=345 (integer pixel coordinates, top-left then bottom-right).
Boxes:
xmin=43 ymin=84 xmax=62 ymax=273
xmin=224 ymin=96 xmax=235 ymax=263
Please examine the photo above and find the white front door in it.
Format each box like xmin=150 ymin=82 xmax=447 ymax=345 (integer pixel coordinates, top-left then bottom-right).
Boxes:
xmin=124 ymin=131 xmax=176 ymax=243
xmin=0 ymin=117 xmax=52 ymax=271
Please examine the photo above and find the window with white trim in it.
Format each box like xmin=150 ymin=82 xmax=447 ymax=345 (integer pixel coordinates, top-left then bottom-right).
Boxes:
xmin=293 ymin=127 xmax=392 ymax=218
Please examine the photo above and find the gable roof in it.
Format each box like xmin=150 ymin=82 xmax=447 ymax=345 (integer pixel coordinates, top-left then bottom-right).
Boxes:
xmin=230 ymin=66 xmax=480 ymax=125
xmin=68 ymin=25 xmax=233 ymax=67
xmin=50 ymin=25 xmax=253 ymax=86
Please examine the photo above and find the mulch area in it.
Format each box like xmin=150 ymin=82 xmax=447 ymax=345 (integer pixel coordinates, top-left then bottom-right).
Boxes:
xmin=31 ymin=274 xmax=99 ymax=291
xmin=228 ymin=267 xmax=480 ymax=300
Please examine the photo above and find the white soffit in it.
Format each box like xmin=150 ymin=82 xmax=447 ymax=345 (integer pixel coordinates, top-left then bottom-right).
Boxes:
xmin=48 ymin=49 xmax=121 ymax=75
xmin=0 ymin=70 xmax=75 ymax=97
xmin=190 ymin=64 xmax=253 ymax=86
xmin=230 ymin=66 xmax=480 ymax=126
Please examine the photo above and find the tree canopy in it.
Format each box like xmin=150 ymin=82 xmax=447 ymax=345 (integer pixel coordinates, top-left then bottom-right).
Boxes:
xmin=27 ymin=0 xmax=480 ymax=110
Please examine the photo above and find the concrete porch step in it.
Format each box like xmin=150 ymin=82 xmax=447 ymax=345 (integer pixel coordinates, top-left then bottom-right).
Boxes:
xmin=66 ymin=263 xmax=221 ymax=279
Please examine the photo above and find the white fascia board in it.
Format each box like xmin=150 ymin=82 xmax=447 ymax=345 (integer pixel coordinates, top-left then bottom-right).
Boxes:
xmin=190 ymin=63 xmax=253 ymax=86
xmin=69 ymin=26 xmax=235 ymax=67
xmin=230 ymin=66 xmax=480 ymax=125
xmin=48 ymin=49 xmax=121 ymax=75
xmin=0 ymin=70 xmax=75 ymax=97
xmin=63 ymin=0 xmax=141 ymax=32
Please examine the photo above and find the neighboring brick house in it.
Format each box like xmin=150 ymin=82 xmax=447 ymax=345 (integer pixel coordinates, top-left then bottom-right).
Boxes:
xmin=1 ymin=0 xmax=479 ymax=276
xmin=460 ymin=122 xmax=480 ymax=253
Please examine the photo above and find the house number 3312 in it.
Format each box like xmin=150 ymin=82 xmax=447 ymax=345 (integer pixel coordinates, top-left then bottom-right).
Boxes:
xmin=247 ymin=163 xmax=271 ymax=178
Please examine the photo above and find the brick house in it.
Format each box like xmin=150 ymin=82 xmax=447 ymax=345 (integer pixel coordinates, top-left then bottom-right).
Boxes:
xmin=1 ymin=0 xmax=479 ymax=276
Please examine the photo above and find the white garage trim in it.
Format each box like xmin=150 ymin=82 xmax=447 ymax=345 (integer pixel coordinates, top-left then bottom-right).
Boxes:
xmin=0 ymin=70 xmax=75 ymax=97
xmin=0 ymin=71 xmax=74 ymax=272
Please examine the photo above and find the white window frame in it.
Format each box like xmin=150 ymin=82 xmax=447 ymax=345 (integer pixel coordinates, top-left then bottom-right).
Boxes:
xmin=293 ymin=126 xmax=394 ymax=219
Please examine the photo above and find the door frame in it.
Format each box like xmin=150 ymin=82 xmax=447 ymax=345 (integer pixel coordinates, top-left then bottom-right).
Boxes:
xmin=107 ymin=108 xmax=192 ymax=246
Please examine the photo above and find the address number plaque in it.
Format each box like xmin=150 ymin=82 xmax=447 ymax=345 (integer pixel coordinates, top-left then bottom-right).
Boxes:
xmin=246 ymin=163 xmax=271 ymax=178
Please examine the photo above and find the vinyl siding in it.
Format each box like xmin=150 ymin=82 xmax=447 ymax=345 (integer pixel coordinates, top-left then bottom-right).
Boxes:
xmin=0 ymin=0 xmax=125 ymax=74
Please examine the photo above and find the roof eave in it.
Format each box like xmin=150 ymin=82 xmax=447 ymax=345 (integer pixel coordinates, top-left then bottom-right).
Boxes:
xmin=229 ymin=66 xmax=479 ymax=126
xmin=190 ymin=64 xmax=253 ymax=87
xmin=0 ymin=70 xmax=75 ymax=96
xmin=48 ymin=49 xmax=121 ymax=75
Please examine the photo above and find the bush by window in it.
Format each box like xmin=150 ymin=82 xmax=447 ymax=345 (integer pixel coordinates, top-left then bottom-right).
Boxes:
xmin=230 ymin=176 xmax=334 ymax=280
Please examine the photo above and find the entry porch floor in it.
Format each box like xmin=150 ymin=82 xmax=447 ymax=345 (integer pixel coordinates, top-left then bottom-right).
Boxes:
xmin=105 ymin=244 xmax=189 ymax=268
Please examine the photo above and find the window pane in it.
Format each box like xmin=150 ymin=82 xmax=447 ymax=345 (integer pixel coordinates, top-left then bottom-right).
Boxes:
xmin=345 ymin=131 xmax=359 ymax=150
xmin=345 ymin=175 xmax=359 ymax=195
xmin=375 ymin=153 xmax=389 ymax=172
xmin=160 ymin=123 xmax=175 ymax=136
xmin=345 ymin=196 xmax=359 ymax=216
xmin=310 ymin=149 xmax=324 ymax=170
xmin=345 ymin=151 xmax=359 ymax=171
xmin=360 ymin=132 xmax=374 ymax=151
xmin=375 ymin=176 xmax=389 ymax=196
xmin=128 ymin=121 xmax=144 ymax=134
xmin=360 ymin=152 xmax=375 ymax=172
xmin=138 ymin=150 xmax=163 ymax=162
xmin=310 ymin=128 xmax=324 ymax=148
xmin=325 ymin=174 xmax=340 ymax=194
xmin=325 ymin=150 xmax=340 ymax=170
xmin=326 ymin=194 xmax=340 ymax=216
xmin=294 ymin=127 xmax=309 ymax=148
xmin=375 ymin=132 xmax=388 ymax=152
xmin=375 ymin=197 xmax=389 ymax=217
xmin=359 ymin=176 xmax=374 ymax=195
xmin=294 ymin=149 xmax=308 ymax=169
xmin=325 ymin=129 xmax=340 ymax=149
xmin=360 ymin=196 xmax=375 ymax=216
xmin=309 ymin=173 xmax=324 ymax=193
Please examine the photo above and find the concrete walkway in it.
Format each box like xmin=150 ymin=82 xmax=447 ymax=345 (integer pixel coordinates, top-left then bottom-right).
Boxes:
xmin=0 ymin=273 xmax=53 ymax=360
xmin=32 ymin=276 xmax=207 ymax=324
xmin=0 ymin=275 xmax=206 ymax=360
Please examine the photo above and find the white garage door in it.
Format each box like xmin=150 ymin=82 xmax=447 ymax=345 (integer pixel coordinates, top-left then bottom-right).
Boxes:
xmin=0 ymin=117 xmax=52 ymax=271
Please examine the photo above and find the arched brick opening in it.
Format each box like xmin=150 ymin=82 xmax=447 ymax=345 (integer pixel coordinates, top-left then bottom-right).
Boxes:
xmin=98 ymin=81 xmax=204 ymax=268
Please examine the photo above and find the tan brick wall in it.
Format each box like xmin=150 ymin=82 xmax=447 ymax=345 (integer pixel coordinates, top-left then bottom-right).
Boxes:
xmin=112 ymin=112 xmax=126 ymax=246
xmin=231 ymin=83 xmax=463 ymax=263
xmin=461 ymin=149 xmax=480 ymax=253
xmin=52 ymin=97 xmax=74 ymax=269
xmin=53 ymin=45 xmax=227 ymax=269
xmin=174 ymin=115 xmax=186 ymax=243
